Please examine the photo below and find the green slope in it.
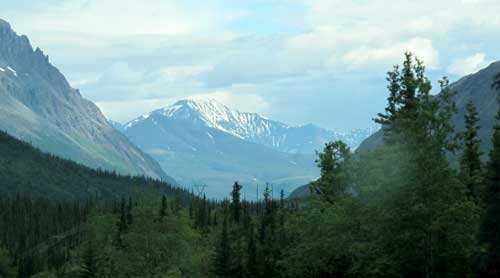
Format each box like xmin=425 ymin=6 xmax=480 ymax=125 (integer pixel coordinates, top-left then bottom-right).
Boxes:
xmin=0 ymin=130 xmax=189 ymax=201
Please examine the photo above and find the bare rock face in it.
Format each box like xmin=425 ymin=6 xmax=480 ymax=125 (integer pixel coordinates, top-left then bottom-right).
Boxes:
xmin=0 ymin=18 xmax=173 ymax=183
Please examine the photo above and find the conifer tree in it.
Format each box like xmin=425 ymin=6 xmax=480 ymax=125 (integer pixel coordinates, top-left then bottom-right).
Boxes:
xmin=126 ymin=197 xmax=133 ymax=226
xmin=460 ymin=100 xmax=483 ymax=203
xmin=0 ymin=247 xmax=14 ymax=278
xmin=245 ymin=223 xmax=258 ymax=278
xmin=376 ymin=64 xmax=401 ymax=142
xmin=258 ymin=185 xmax=277 ymax=278
xmin=213 ymin=215 xmax=231 ymax=277
xmin=196 ymin=194 xmax=208 ymax=229
xmin=16 ymin=255 xmax=33 ymax=278
xmin=80 ymin=242 xmax=98 ymax=278
xmin=230 ymin=182 xmax=242 ymax=224
xmin=375 ymin=52 xmax=430 ymax=142
xmin=242 ymin=201 xmax=251 ymax=232
xmin=312 ymin=141 xmax=352 ymax=204
xmin=114 ymin=198 xmax=127 ymax=247
xmin=119 ymin=198 xmax=127 ymax=232
xmin=160 ymin=195 xmax=167 ymax=218
xmin=371 ymin=54 xmax=475 ymax=277
xmin=479 ymin=75 xmax=500 ymax=276
xmin=189 ymin=202 xmax=194 ymax=220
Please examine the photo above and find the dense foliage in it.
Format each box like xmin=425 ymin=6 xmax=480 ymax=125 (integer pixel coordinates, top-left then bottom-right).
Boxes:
xmin=2 ymin=54 xmax=500 ymax=277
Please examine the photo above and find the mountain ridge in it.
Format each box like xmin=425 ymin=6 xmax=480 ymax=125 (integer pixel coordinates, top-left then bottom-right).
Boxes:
xmin=124 ymin=98 xmax=378 ymax=153
xmin=121 ymin=99 xmax=321 ymax=198
xmin=121 ymin=98 xmax=376 ymax=198
xmin=0 ymin=18 xmax=173 ymax=182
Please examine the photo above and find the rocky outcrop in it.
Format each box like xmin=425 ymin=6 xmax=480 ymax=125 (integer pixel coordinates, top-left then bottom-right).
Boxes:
xmin=0 ymin=18 xmax=173 ymax=183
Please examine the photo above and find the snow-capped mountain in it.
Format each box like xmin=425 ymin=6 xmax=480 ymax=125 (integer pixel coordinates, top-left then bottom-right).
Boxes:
xmin=124 ymin=99 xmax=377 ymax=154
xmin=120 ymin=99 xmax=376 ymax=198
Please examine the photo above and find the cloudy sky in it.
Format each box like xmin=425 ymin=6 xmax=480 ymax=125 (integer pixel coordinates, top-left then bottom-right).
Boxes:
xmin=2 ymin=0 xmax=499 ymax=130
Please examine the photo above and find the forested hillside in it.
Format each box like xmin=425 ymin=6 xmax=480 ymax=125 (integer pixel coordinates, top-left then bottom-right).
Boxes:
xmin=0 ymin=130 xmax=188 ymax=200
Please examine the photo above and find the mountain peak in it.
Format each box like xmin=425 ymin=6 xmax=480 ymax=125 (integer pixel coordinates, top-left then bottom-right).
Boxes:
xmin=153 ymin=98 xmax=233 ymax=120
xmin=0 ymin=18 xmax=11 ymax=30
xmin=125 ymin=98 xmax=271 ymax=138
xmin=151 ymin=98 xmax=248 ymax=137
xmin=171 ymin=98 xmax=232 ymax=114
xmin=174 ymin=98 xmax=222 ymax=106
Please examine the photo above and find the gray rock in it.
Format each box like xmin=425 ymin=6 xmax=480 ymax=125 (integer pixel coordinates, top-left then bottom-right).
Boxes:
xmin=0 ymin=18 xmax=174 ymax=183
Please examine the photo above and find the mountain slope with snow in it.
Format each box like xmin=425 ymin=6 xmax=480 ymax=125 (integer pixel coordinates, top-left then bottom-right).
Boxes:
xmin=0 ymin=18 xmax=172 ymax=182
xmin=125 ymin=99 xmax=377 ymax=154
xmin=123 ymin=108 xmax=318 ymax=198
xmin=121 ymin=99 xmax=376 ymax=197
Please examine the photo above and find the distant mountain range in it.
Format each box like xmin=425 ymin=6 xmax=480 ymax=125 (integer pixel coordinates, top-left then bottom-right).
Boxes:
xmin=119 ymin=99 xmax=376 ymax=198
xmin=121 ymin=99 xmax=377 ymax=154
xmin=0 ymin=19 xmax=173 ymax=182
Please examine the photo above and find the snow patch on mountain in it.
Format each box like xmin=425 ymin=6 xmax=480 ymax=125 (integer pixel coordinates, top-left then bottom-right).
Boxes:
xmin=124 ymin=98 xmax=379 ymax=152
xmin=6 ymin=66 xmax=17 ymax=76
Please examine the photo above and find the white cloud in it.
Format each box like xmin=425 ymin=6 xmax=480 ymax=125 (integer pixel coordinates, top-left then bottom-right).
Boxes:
xmin=461 ymin=0 xmax=482 ymax=4
xmin=24 ymin=0 xmax=220 ymax=36
xmin=159 ymin=64 xmax=214 ymax=83
xmin=407 ymin=17 xmax=434 ymax=32
xmin=446 ymin=53 xmax=490 ymax=76
xmin=342 ymin=37 xmax=439 ymax=70
xmin=98 ymin=62 xmax=144 ymax=84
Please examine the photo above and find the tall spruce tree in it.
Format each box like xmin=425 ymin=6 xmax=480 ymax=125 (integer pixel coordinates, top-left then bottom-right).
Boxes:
xmin=196 ymin=194 xmax=209 ymax=229
xmin=246 ymin=223 xmax=258 ymax=278
xmin=80 ymin=242 xmax=98 ymax=278
xmin=460 ymin=100 xmax=483 ymax=203
xmin=375 ymin=53 xmax=425 ymax=137
xmin=160 ymin=195 xmax=168 ymax=218
xmin=259 ymin=185 xmax=277 ymax=278
xmin=126 ymin=197 xmax=133 ymax=226
xmin=312 ymin=141 xmax=352 ymax=204
xmin=371 ymin=54 xmax=477 ymax=277
xmin=230 ymin=182 xmax=242 ymax=224
xmin=0 ymin=247 xmax=14 ymax=278
xmin=114 ymin=198 xmax=127 ymax=247
xmin=213 ymin=214 xmax=231 ymax=277
xmin=479 ymin=74 xmax=500 ymax=276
